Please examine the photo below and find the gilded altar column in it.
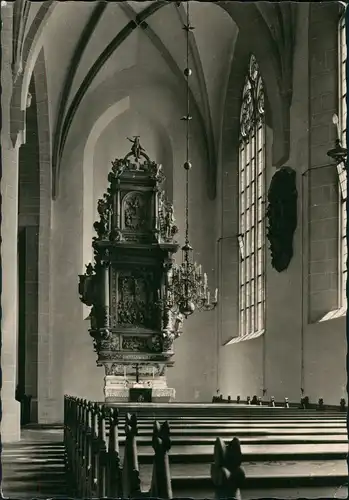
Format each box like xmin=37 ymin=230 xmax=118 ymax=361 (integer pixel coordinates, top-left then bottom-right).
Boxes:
xmin=102 ymin=262 xmax=110 ymax=329
xmin=116 ymin=185 xmax=121 ymax=230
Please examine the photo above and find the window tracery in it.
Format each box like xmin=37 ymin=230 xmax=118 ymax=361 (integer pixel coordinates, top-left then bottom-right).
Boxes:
xmin=238 ymin=55 xmax=266 ymax=337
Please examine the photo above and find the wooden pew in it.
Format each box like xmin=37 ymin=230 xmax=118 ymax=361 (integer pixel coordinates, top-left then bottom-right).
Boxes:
xmin=63 ymin=395 xmax=173 ymax=498
xmin=211 ymin=436 xmax=245 ymax=500
xmin=65 ymin=395 xmax=342 ymax=500
xmin=63 ymin=396 xmax=122 ymax=497
xmin=149 ymin=420 xmax=172 ymax=499
xmin=122 ymin=412 xmax=142 ymax=498
xmin=106 ymin=406 xmax=122 ymax=496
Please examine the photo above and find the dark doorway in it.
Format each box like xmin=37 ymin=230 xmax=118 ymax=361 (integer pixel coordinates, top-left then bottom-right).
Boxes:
xmin=16 ymin=228 xmax=33 ymax=425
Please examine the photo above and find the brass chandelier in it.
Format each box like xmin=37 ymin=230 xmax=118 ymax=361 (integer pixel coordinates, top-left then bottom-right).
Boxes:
xmin=167 ymin=0 xmax=218 ymax=318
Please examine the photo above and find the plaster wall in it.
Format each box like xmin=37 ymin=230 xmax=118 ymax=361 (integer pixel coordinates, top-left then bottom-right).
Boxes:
xmin=303 ymin=2 xmax=346 ymax=402
xmin=218 ymin=2 xmax=346 ymax=405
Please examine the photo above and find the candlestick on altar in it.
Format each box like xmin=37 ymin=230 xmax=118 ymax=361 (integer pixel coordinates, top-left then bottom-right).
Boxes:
xmin=214 ymin=288 xmax=218 ymax=303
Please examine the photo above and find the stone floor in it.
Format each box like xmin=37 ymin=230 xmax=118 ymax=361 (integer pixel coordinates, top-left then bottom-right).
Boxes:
xmin=1 ymin=429 xmax=67 ymax=499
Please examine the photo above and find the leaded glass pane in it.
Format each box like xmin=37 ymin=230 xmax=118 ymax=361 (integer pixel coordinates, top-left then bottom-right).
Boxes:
xmin=238 ymin=55 xmax=266 ymax=336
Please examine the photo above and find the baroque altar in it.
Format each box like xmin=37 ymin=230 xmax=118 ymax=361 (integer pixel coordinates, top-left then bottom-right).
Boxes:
xmin=78 ymin=138 xmax=182 ymax=402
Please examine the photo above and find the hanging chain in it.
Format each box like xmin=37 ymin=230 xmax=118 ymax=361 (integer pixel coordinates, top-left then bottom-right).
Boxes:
xmin=182 ymin=0 xmax=193 ymax=250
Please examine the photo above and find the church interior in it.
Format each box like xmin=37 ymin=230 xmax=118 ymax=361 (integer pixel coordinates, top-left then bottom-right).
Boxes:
xmin=1 ymin=1 xmax=348 ymax=498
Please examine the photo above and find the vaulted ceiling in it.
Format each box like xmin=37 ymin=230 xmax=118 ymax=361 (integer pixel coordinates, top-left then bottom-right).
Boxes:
xmin=11 ymin=0 xmax=295 ymax=199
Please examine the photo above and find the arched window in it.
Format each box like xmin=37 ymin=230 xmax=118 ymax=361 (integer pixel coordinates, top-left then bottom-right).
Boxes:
xmin=238 ymin=55 xmax=266 ymax=337
xmin=338 ymin=13 xmax=347 ymax=309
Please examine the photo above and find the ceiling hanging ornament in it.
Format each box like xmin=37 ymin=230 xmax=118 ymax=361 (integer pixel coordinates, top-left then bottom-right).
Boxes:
xmin=167 ymin=0 xmax=218 ymax=318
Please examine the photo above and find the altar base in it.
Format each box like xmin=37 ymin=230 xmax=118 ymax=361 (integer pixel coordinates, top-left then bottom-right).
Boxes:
xmin=104 ymin=375 xmax=175 ymax=403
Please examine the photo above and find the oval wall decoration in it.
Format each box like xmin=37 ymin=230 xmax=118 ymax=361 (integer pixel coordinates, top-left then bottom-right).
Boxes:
xmin=266 ymin=166 xmax=298 ymax=272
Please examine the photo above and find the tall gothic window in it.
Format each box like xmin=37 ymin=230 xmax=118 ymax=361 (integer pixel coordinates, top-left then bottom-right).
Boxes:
xmin=238 ymin=55 xmax=266 ymax=337
xmin=338 ymin=14 xmax=347 ymax=309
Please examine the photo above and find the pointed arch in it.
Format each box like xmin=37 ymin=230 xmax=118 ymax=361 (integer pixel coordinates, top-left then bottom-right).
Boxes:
xmin=238 ymin=55 xmax=266 ymax=337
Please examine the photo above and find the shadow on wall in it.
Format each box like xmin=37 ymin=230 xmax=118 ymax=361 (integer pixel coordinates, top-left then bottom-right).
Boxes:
xmin=218 ymin=338 xmax=264 ymax=401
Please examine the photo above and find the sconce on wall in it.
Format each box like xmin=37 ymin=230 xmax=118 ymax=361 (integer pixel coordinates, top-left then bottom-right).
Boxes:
xmin=327 ymin=114 xmax=347 ymax=168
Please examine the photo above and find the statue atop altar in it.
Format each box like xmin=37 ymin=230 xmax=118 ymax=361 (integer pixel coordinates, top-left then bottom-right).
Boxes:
xmin=78 ymin=138 xmax=181 ymax=402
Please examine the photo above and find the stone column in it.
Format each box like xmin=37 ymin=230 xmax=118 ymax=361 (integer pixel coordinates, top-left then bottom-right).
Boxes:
xmin=1 ymin=4 xmax=21 ymax=442
xmin=2 ymin=143 xmax=22 ymax=442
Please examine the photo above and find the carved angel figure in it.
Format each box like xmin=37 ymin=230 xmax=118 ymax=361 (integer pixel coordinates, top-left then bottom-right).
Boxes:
xmin=127 ymin=136 xmax=145 ymax=162
xmin=157 ymin=192 xmax=178 ymax=242
xmin=165 ymin=203 xmax=175 ymax=239
xmin=110 ymin=157 xmax=127 ymax=179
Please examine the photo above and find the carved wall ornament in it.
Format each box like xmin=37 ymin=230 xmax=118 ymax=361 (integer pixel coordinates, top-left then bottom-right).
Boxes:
xmin=109 ymin=228 xmax=124 ymax=242
xmin=116 ymin=270 xmax=159 ymax=329
xmin=98 ymin=352 xmax=123 ymax=361
xmin=162 ymin=309 xmax=184 ymax=337
xmin=122 ymin=354 xmax=158 ymax=361
xmin=88 ymin=304 xmax=109 ymax=332
xmin=123 ymin=192 xmax=148 ymax=231
xmin=147 ymin=335 xmax=163 ymax=353
xmin=152 ymin=388 xmax=175 ymax=398
xmin=109 ymin=137 xmax=165 ymax=183
xmin=90 ymin=325 xmax=114 ymax=353
xmin=90 ymin=140 xmax=167 ymax=247
xmin=139 ymin=363 xmax=164 ymax=376
xmin=89 ymin=138 xmax=178 ymax=250
xmin=105 ymin=388 xmax=129 ymax=398
xmin=99 ymin=334 xmax=120 ymax=351
xmin=105 ymin=363 xmax=126 ymax=376
xmin=122 ymin=336 xmax=148 ymax=351
xmin=266 ymin=166 xmax=297 ymax=272
xmin=161 ymin=332 xmax=177 ymax=352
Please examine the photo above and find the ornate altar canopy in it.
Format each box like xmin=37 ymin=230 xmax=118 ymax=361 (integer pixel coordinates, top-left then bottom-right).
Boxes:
xmin=78 ymin=137 xmax=181 ymax=402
